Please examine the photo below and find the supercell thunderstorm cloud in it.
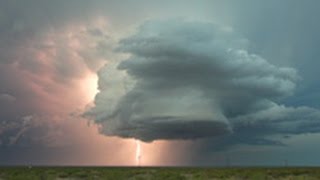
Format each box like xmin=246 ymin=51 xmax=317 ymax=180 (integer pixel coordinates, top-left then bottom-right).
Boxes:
xmin=88 ymin=20 xmax=320 ymax=144
xmin=1 ymin=0 xmax=320 ymax=166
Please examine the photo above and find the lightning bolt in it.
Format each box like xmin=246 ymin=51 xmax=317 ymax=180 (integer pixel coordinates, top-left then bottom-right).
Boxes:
xmin=135 ymin=140 xmax=141 ymax=166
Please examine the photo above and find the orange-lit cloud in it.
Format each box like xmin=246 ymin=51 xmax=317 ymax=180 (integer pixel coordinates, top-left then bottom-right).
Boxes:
xmin=0 ymin=16 xmax=189 ymax=166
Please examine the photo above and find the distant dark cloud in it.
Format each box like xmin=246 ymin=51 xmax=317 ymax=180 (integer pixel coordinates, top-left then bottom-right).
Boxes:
xmin=88 ymin=19 xmax=320 ymax=144
xmin=197 ymin=105 xmax=320 ymax=152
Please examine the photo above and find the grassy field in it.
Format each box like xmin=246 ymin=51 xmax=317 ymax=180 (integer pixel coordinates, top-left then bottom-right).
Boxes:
xmin=0 ymin=166 xmax=320 ymax=180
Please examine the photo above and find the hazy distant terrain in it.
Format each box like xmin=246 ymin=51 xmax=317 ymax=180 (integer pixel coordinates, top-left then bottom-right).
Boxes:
xmin=0 ymin=167 xmax=320 ymax=180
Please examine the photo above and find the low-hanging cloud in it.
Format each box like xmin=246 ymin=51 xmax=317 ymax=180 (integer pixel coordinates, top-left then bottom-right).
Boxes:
xmin=89 ymin=19 xmax=320 ymax=144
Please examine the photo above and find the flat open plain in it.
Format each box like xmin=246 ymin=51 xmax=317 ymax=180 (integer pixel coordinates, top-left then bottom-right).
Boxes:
xmin=1 ymin=167 xmax=320 ymax=180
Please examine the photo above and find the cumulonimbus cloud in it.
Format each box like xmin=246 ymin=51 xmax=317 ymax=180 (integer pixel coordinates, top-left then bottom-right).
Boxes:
xmin=88 ymin=19 xmax=320 ymax=144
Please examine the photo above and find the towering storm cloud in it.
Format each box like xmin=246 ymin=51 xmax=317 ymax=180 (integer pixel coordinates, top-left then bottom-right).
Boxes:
xmin=88 ymin=19 xmax=320 ymax=143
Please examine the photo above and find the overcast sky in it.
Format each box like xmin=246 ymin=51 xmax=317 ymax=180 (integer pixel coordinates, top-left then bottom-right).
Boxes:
xmin=1 ymin=0 xmax=320 ymax=166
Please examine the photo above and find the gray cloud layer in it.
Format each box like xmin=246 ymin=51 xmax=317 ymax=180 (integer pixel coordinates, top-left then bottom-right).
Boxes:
xmin=89 ymin=19 xmax=320 ymax=143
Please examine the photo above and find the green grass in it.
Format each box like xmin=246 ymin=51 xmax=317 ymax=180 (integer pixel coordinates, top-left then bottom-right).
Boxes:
xmin=0 ymin=167 xmax=319 ymax=180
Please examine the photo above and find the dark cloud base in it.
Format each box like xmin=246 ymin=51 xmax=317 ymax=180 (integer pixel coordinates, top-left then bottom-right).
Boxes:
xmin=102 ymin=116 xmax=231 ymax=142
